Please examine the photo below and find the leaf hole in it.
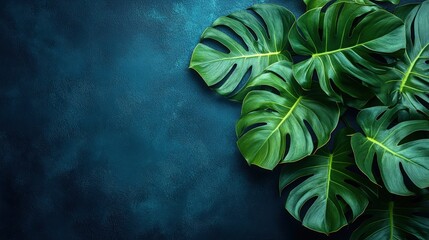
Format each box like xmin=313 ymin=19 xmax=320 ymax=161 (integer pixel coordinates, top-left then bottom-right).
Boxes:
xmin=299 ymin=196 xmax=318 ymax=221
xmin=281 ymin=171 xmax=313 ymax=195
xmin=258 ymin=71 xmax=287 ymax=95
xmin=414 ymin=76 xmax=429 ymax=89
xmin=398 ymin=130 xmax=429 ymax=145
xmin=269 ymin=69 xmax=288 ymax=84
xmin=344 ymin=179 xmax=361 ymax=189
xmin=413 ymin=195 xmax=429 ymax=218
xmin=212 ymin=64 xmax=237 ymax=89
xmin=247 ymin=8 xmax=270 ymax=39
xmin=200 ymin=38 xmax=230 ymax=54
xmin=284 ymin=134 xmax=291 ymax=158
xmin=295 ymin=23 xmax=307 ymax=42
xmin=375 ymin=110 xmax=387 ymax=121
xmin=414 ymin=211 xmax=429 ymax=218
xmin=229 ymin=14 xmax=259 ymax=42
xmin=214 ymin=24 xmax=249 ymax=51
xmin=386 ymin=118 xmax=398 ymax=130
xmin=399 ymin=162 xmax=419 ymax=193
xmin=349 ymin=12 xmax=371 ymax=38
xmin=337 ymin=195 xmax=353 ymax=222
xmin=229 ymin=66 xmax=253 ymax=97
xmin=329 ymin=78 xmax=342 ymax=97
xmin=333 ymin=3 xmax=346 ymax=36
xmin=344 ymin=159 xmax=362 ymax=174
xmin=311 ymin=70 xmax=319 ymax=85
xmin=415 ymin=95 xmax=429 ymax=111
xmin=240 ymin=122 xmax=267 ymax=137
xmin=244 ymin=77 xmax=281 ymax=96
xmin=425 ymin=60 xmax=429 ymax=64
xmin=371 ymin=154 xmax=383 ymax=184
xmin=407 ymin=235 xmax=420 ymax=240
xmin=321 ymin=2 xmax=333 ymax=12
xmin=368 ymin=52 xmax=388 ymax=65
xmin=304 ymin=120 xmax=318 ymax=149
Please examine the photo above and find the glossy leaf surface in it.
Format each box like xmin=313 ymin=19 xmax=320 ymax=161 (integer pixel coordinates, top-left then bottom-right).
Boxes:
xmin=190 ymin=4 xmax=295 ymax=100
xmin=351 ymin=106 xmax=429 ymax=195
xmin=381 ymin=1 xmax=429 ymax=117
xmin=236 ymin=61 xmax=339 ymax=170
xmin=279 ymin=129 xmax=375 ymax=233
xmin=304 ymin=0 xmax=399 ymax=10
xmin=351 ymin=190 xmax=429 ymax=240
xmin=289 ymin=2 xmax=405 ymax=101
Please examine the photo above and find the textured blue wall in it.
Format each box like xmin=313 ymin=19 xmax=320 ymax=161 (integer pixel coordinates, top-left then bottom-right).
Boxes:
xmin=0 ymin=0 xmax=416 ymax=239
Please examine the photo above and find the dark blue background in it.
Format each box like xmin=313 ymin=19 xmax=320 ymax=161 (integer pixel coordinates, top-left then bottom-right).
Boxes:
xmin=0 ymin=0 xmax=417 ymax=239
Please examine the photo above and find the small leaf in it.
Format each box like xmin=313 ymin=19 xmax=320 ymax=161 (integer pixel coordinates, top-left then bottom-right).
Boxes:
xmin=351 ymin=190 xmax=429 ymax=240
xmin=236 ymin=61 xmax=339 ymax=170
xmin=279 ymin=129 xmax=376 ymax=234
xmin=289 ymin=2 xmax=405 ymax=101
xmin=189 ymin=4 xmax=295 ymax=101
xmin=351 ymin=106 xmax=429 ymax=196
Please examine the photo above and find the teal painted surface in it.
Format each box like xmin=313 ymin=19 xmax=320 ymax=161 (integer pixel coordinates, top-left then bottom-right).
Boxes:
xmin=0 ymin=0 xmax=417 ymax=239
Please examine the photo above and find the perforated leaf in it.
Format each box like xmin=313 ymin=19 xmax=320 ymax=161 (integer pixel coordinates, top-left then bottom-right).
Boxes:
xmin=380 ymin=1 xmax=429 ymax=117
xmin=279 ymin=129 xmax=375 ymax=233
xmin=236 ymin=61 xmax=339 ymax=170
xmin=351 ymin=106 xmax=429 ymax=196
xmin=289 ymin=2 xmax=405 ymax=102
xmin=351 ymin=190 xmax=429 ymax=240
xmin=189 ymin=4 xmax=295 ymax=101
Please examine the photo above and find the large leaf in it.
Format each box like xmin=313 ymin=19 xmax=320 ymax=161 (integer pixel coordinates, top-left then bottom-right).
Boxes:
xmin=380 ymin=1 xmax=429 ymax=117
xmin=189 ymin=4 xmax=295 ymax=101
xmin=351 ymin=106 xmax=429 ymax=196
xmin=288 ymin=2 xmax=405 ymax=101
xmin=236 ymin=61 xmax=339 ymax=170
xmin=351 ymin=190 xmax=429 ymax=240
xmin=279 ymin=129 xmax=375 ymax=234
xmin=304 ymin=0 xmax=399 ymax=10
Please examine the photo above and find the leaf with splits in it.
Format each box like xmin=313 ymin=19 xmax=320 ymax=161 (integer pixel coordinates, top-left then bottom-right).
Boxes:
xmin=351 ymin=106 xmax=429 ymax=196
xmin=236 ymin=61 xmax=339 ymax=170
xmin=189 ymin=4 xmax=295 ymax=101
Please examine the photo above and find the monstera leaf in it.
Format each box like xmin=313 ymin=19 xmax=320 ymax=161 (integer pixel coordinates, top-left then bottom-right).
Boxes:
xmin=236 ymin=61 xmax=339 ymax=170
xmin=380 ymin=1 xmax=429 ymax=117
xmin=351 ymin=190 xmax=429 ymax=240
xmin=189 ymin=4 xmax=295 ymax=101
xmin=288 ymin=2 xmax=404 ymax=101
xmin=351 ymin=106 xmax=429 ymax=196
xmin=279 ymin=129 xmax=376 ymax=234
xmin=304 ymin=0 xmax=399 ymax=10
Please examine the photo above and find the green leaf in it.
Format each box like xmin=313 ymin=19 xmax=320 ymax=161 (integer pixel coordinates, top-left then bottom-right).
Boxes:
xmin=351 ymin=190 xmax=429 ymax=240
xmin=351 ymin=106 xmax=429 ymax=196
xmin=380 ymin=1 xmax=429 ymax=117
xmin=288 ymin=2 xmax=405 ymax=101
xmin=304 ymin=0 xmax=400 ymax=10
xmin=189 ymin=4 xmax=295 ymax=101
xmin=279 ymin=129 xmax=376 ymax=234
xmin=236 ymin=61 xmax=339 ymax=170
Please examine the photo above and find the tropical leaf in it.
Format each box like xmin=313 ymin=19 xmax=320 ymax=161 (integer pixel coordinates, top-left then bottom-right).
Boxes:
xmin=380 ymin=1 xmax=429 ymax=117
xmin=189 ymin=4 xmax=295 ymax=101
xmin=236 ymin=61 xmax=339 ymax=170
xmin=279 ymin=129 xmax=376 ymax=234
xmin=288 ymin=2 xmax=405 ymax=101
xmin=351 ymin=106 xmax=429 ymax=196
xmin=304 ymin=0 xmax=399 ymax=10
xmin=351 ymin=190 xmax=429 ymax=240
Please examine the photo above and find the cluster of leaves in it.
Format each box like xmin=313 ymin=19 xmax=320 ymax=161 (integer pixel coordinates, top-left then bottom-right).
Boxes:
xmin=190 ymin=0 xmax=429 ymax=238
